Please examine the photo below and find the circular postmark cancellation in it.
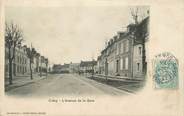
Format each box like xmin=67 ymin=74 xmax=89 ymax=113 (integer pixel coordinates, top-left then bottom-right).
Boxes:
xmin=153 ymin=52 xmax=178 ymax=89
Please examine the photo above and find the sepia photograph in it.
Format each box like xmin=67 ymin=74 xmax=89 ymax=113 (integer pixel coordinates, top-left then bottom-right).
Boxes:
xmin=4 ymin=6 xmax=149 ymax=97
xmin=1 ymin=0 xmax=183 ymax=116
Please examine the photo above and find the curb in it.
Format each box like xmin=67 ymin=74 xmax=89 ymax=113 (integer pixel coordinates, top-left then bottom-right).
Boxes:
xmin=75 ymin=74 xmax=134 ymax=95
xmin=96 ymin=74 xmax=145 ymax=81
xmin=86 ymin=75 xmax=144 ymax=94
xmin=93 ymin=75 xmax=144 ymax=83
xmin=5 ymin=77 xmax=46 ymax=92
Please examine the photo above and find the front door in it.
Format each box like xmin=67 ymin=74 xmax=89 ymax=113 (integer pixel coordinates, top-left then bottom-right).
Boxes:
xmin=116 ymin=60 xmax=120 ymax=73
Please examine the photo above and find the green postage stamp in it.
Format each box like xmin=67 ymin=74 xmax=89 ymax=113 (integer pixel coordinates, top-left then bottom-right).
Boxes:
xmin=153 ymin=52 xmax=178 ymax=89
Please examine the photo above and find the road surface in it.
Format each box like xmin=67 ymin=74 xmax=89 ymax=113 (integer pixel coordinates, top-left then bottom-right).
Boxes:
xmin=6 ymin=74 xmax=131 ymax=97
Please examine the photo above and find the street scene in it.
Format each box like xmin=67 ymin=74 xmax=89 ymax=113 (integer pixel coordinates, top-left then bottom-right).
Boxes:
xmin=5 ymin=6 xmax=149 ymax=96
xmin=6 ymin=74 xmax=134 ymax=97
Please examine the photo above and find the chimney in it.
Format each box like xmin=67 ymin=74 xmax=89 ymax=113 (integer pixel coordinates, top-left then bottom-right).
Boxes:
xmin=108 ymin=41 xmax=110 ymax=46
xmin=110 ymin=39 xmax=113 ymax=45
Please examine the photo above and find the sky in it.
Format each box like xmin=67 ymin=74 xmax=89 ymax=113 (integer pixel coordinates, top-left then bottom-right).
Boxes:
xmin=5 ymin=6 xmax=148 ymax=65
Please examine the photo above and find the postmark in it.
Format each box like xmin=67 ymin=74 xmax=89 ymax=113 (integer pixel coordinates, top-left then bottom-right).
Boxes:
xmin=153 ymin=52 xmax=178 ymax=89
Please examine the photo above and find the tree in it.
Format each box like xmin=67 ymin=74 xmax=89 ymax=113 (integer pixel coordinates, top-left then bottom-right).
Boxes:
xmin=26 ymin=45 xmax=36 ymax=80
xmin=130 ymin=7 xmax=139 ymax=25
xmin=45 ymin=58 xmax=48 ymax=77
xmin=5 ymin=22 xmax=23 ymax=85
xmin=130 ymin=6 xmax=148 ymax=25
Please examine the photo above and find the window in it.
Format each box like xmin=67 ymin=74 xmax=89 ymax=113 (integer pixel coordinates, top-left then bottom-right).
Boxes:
xmin=121 ymin=42 xmax=124 ymax=53
xmin=138 ymin=47 xmax=142 ymax=55
xmin=118 ymin=43 xmax=121 ymax=54
xmin=137 ymin=63 xmax=140 ymax=71
xmin=125 ymin=40 xmax=129 ymax=52
xmin=5 ymin=64 xmax=8 ymax=72
xmin=17 ymin=66 xmax=19 ymax=73
xmin=116 ymin=44 xmax=119 ymax=55
xmin=20 ymin=66 xmax=22 ymax=73
xmin=120 ymin=58 xmax=123 ymax=70
xmin=125 ymin=57 xmax=128 ymax=70
xmin=17 ymin=56 xmax=19 ymax=63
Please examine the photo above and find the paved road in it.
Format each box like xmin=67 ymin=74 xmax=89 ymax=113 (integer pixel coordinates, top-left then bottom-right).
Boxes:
xmin=6 ymin=74 xmax=131 ymax=97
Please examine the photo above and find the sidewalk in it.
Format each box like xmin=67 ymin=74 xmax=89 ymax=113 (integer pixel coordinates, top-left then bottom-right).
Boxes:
xmin=5 ymin=74 xmax=47 ymax=92
xmin=81 ymin=73 xmax=145 ymax=93
xmin=94 ymin=74 xmax=145 ymax=82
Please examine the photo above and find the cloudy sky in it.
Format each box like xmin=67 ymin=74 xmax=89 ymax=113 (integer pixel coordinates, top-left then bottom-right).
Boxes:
xmin=5 ymin=6 xmax=148 ymax=65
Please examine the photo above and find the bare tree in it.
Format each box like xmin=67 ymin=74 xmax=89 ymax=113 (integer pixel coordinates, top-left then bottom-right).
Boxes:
xmin=5 ymin=22 xmax=23 ymax=85
xmin=130 ymin=7 xmax=148 ymax=24
xmin=130 ymin=7 xmax=139 ymax=25
xmin=26 ymin=44 xmax=36 ymax=80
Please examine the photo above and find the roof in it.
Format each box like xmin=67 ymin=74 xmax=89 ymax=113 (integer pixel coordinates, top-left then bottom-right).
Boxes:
xmin=62 ymin=64 xmax=70 ymax=68
xmin=80 ymin=61 xmax=97 ymax=67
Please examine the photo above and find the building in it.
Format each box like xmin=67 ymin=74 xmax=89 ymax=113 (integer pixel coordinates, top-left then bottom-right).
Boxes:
xmin=114 ymin=31 xmax=134 ymax=77
xmin=79 ymin=60 xmax=97 ymax=73
xmin=60 ymin=63 xmax=70 ymax=73
xmin=133 ymin=16 xmax=149 ymax=78
xmin=5 ymin=45 xmax=30 ymax=77
xmin=69 ymin=62 xmax=80 ymax=73
xmin=39 ymin=56 xmax=48 ymax=74
xmin=52 ymin=64 xmax=63 ymax=73
xmin=35 ymin=53 xmax=40 ymax=73
xmin=97 ymin=16 xmax=149 ymax=78
xmin=52 ymin=63 xmax=70 ymax=73
xmin=98 ymin=31 xmax=134 ymax=78
xmin=5 ymin=43 xmax=49 ymax=78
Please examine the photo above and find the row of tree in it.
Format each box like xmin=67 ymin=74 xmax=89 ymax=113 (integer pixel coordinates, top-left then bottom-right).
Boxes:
xmin=5 ymin=22 xmax=48 ymax=85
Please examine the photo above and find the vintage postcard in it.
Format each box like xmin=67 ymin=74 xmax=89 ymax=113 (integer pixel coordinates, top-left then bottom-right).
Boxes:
xmin=0 ymin=0 xmax=184 ymax=116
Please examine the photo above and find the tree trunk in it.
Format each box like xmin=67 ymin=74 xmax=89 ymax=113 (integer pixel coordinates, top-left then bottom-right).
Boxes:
xmin=46 ymin=64 xmax=48 ymax=77
xmin=8 ymin=47 xmax=13 ymax=85
xmin=30 ymin=59 xmax=33 ymax=80
xmin=13 ymin=52 xmax=16 ymax=76
xmin=40 ymin=67 xmax=42 ymax=77
xmin=9 ymin=60 xmax=13 ymax=85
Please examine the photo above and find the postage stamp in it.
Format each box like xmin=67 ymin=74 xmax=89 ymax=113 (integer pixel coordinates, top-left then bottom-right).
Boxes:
xmin=153 ymin=52 xmax=178 ymax=89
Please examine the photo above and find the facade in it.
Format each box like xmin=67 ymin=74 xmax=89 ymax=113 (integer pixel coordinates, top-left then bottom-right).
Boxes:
xmin=69 ymin=62 xmax=80 ymax=73
xmin=39 ymin=56 xmax=48 ymax=73
xmin=5 ymin=44 xmax=49 ymax=78
xmin=97 ymin=16 xmax=149 ymax=78
xmin=52 ymin=63 xmax=70 ymax=73
xmin=133 ymin=16 xmax=149 ymax=78
xmin=79 ymin=60 xmax=97 ymax=73
xmin=60 ymin=63 xmax=70 ymax=73
xmin=35 ymin=53 xmax=40 ymax=73
xmin=5 ymin=45 xmax=29 ymax=77
xmin=52 ymin=64 xmax=62 ymax=73
xmin=98 ymin=31 xmax=133 ymax=78
xmin=133 ymin=44 xmax=143 ymax=77
xmin=115 ymin=32 xmax=133 ymax=77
